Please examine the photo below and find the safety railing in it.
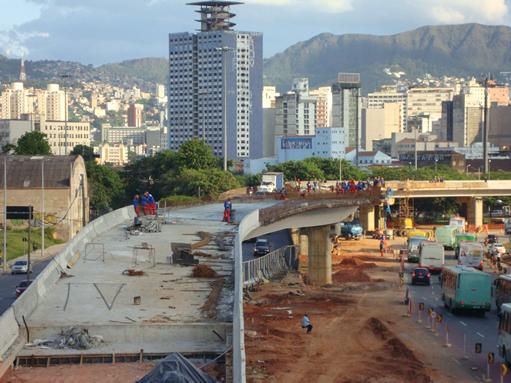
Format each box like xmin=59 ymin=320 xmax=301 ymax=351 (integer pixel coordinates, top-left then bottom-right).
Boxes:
xmin=242 ymin=245 xmax=299 ymax=289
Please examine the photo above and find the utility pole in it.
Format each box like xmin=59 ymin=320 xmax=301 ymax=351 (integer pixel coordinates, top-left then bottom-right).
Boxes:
xmin=60 ymin=74 xmax=71 ymax=155
xmin=41 ymin=159 xmax=45 ymax=258
xmin=2 ymin=156 xmax=6 ymax=272
xmin=414 ymin=127 xmax=418 ymax=171
xmin=483 ymin=76 xmax=490 ymax=175
xmin=80 ymin=174 xmax=86 ymax=227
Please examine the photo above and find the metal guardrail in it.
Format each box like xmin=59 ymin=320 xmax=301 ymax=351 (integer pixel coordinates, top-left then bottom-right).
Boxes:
xmin=242 ymin=245 xmax=299 ymax=289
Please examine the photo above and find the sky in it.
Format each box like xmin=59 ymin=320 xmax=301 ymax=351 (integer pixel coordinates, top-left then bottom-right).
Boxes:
xmin=0 ymin=0 xmax=509 ymax=65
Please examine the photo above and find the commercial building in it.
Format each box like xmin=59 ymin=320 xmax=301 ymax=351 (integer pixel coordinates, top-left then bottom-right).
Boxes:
xmin=263 ymin=86 xmax=279 ymax=109
xmin=168 ymin=1 xmax=263 ymax=160
xmin=345 ymin=149 xmax=392 ymax=168
xmin=0 ymin=82 xmax=67 ymax=121
xmin=0 ymin=119 xmax=33 ymax=147
xmin=367 ymin=86 xmax=407 ymax=131
xmin=127 ymin=103 xmax=144 ymax=128
xmin=0 ymin=155 xmax=89 ymax=240
xmin=96 ymin=143 xmax=129 ymax=166
xmin=451 ymin=93 xmax=484 ymax=147
xmin=276 ymin=127 xmax=345 ymax=163
xmin=331 ymin=73 xmax=361 ymax=148
xmin=362 ymin=102 xmax=401 ymax=151
xmin=309 ymin=86 xmax=332 ymax=128
xmin=101 ymin=126 xmax=146 ymax=145
xmin=275 ymin=78 xmax=317 ymax=137
xmin=407 ymin=87 xmax=453 ymax=132
xmin=36 ymin=119 xmax=91 ymax=156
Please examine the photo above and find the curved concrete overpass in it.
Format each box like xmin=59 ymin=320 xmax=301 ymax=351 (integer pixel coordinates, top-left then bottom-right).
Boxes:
xmin=386 ymin=180 xmax=511 ymax=198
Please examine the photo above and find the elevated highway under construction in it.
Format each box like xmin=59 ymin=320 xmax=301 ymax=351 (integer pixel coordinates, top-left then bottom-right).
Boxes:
xmin=1 ymin=180 xmax=510 ymax=381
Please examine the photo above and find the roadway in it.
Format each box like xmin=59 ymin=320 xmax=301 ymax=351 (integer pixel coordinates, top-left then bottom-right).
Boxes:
xmin=407 ymin=243 xmax=510 ymax=382
xmin=242 ymin=229 xmax=292 ymax=262
xmin=0 ymin=259 xmax=51 ymax=315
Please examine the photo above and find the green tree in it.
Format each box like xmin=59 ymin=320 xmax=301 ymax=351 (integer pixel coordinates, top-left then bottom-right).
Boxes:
xmin=15 ymin=131 xmax=52 ymax=155
xmin=169 ymin=168 xmax=240 ymax=198
xmin=86 ymin=162 xmax=124 ymax=214
xmin=266 ymin=160 xmax=325 ymax=181
xmin=176 ymin=139 xmax=218 ymax=170
xmin=71 ymin=145 xmax=95 ymax=161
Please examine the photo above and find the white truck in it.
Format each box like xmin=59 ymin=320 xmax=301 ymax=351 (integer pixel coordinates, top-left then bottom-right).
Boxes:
xmin=449 ymin=216 xmax=466 ymax=233
xmin=258 ymin=172 xmax=284 ymax=193
xmin=505 ymin=219 xmax=511 ymax=235
xmin=458 ymin=241 xmax=484 ymax=270
xmin=419 ymin=241 xmax=445 ymax=273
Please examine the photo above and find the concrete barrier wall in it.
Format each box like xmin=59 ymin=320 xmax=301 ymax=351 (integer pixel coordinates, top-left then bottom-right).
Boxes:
xmin=28 ymin=323 xmax=230 ymax=351
xmin=233 ymin=209 xmax=260 ymax=383
xmin=0 ymin=206 xmax=136 ymax=360
xmin=0 ymin=308 xmax=19 ymax=359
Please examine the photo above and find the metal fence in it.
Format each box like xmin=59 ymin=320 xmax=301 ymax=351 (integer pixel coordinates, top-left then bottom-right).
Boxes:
xmin=242 ymin=245 xmax=299 ymax=289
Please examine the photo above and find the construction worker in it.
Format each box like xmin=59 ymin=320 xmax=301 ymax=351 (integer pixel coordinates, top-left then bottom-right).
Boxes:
xmin=223 ymin=198 xmax=232 ymax=223
xmin=133 ymin=194 xmax=141 ymax=217
xmin=141 ymin=193 xmax=148 ymax=216
xmin=146 ymin=192 xmax=157 ymax=215
xmin=301 ymin=313 xmax=313 ymax=334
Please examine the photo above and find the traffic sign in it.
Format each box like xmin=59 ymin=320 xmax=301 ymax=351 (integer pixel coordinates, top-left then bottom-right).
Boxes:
xmin=502 ymin=363 xmax=509 ymax=377
xmin=419 ymin=303 xmax=425 ymax=311
xmin=488 ymin=352 xmax=495 ymax=365
xmin=475 ymin=343 xmax=482 ymax=354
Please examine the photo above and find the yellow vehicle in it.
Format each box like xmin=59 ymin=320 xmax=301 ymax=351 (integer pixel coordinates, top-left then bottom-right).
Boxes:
xmin=407 ymin=230 xmax=430 ymax=239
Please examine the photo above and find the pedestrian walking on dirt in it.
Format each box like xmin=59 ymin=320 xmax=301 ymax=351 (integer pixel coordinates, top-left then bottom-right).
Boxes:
xmin=301 ymin=314 xmax=313 ymax=334
xmin=379 ymin=238 xmax=385 ymax=257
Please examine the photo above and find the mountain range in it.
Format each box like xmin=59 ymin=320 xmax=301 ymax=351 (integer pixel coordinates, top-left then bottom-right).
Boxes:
xmin=1 ymin=23 xmax=511 ymax=93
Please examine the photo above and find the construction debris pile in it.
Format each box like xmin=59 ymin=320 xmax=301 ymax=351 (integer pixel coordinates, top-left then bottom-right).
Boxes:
xmin=26 ymin=327 xmax=103 ymax=350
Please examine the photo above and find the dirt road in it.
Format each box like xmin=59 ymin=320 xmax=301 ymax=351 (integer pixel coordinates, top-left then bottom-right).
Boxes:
xmin=244 ymin=237 xmax=475 ymax=383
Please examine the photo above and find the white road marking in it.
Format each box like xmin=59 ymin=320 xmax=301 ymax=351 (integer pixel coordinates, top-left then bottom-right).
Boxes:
xmin=459 ymin=321 xmax=468 ymax=327
xmin=476 ymin=332 xmax=485 ymax=338
xmin=451 ymin=357 xmax=461 ymax=365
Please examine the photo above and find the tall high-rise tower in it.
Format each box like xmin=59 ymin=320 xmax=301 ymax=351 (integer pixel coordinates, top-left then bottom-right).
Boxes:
xmin=332 ymin=73 xmax=361 ymax=148
xmin=19 ymin=57 xmax=27 ymax=82
xmin=168 ymin=1 xmax=263 ymax=160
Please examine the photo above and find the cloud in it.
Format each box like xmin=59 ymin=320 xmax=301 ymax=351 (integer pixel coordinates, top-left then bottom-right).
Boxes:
xmin=417 ymin=0 xmax=508 ymax=24
xmin=246 ymin=0 xmax=353 ymax=13
xmin=0 ymin=30 xmax=49 ymax=57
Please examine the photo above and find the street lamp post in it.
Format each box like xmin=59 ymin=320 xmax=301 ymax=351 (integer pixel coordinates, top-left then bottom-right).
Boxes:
xmin=60 ymin=74 xmax=71 ymax=155
xmin=488 ymin=159 xmax=492 ymax=180
xmin=414 ymin=128 xmax=418 ymax=170
xmin=465 ymin=164 xmax=471 ymax=174
xmin=215 ymin=46 xmax=233 ymax=172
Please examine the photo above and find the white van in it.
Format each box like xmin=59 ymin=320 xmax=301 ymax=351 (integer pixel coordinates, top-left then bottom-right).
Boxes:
xmin=449 ymin=217 xmax=466 ymax=233
xmin=419 ymin=241 xmax=445 ymax=273
xmin=458 ymin=242 xmax=484 ymax=270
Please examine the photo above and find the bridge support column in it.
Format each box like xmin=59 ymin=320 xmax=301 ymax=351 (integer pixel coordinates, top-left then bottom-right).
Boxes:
xmin=290 ymin=228 xmax=300 ymax=246
xmin=360 ymin=205 xmax=376 ymax=232
xmin=303 ymin=225 xmax=332 ymax=285
xmin=298 ymin=233 xmax=309 ymax=274
xmin=467 ymin=197 xmax=484 ymax=228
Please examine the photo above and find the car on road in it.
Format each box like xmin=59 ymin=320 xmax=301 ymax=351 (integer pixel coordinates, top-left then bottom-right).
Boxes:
xmin=253 ymin=239 xmax=271 ymax=257
xmin=15 ymin=280 xmax=33 ymax=298
xmin=11 ymin=260 xmax=29 ymax=274
xmin=489 ymin=243 xmax=506 ymax=258
xmin=340 ymin=221 xmax=363 ymax=240
xmin=411 ymin=268 xmax=431 ymax=285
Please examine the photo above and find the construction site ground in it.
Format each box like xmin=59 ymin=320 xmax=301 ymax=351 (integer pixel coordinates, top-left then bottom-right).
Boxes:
xmin=244 ymin=237 xmax=475 ymax=383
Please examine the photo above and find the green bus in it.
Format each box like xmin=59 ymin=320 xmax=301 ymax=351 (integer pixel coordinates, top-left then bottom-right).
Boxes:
xmin=454 ymin=233 xmax=478 ymax=258
xmin=441 ymin=265 xmax=492 ymax=315
xmin=435 ymin=226 xmax=457 ymax=249
xmin=498 ymin=303 xmax=511 ymax=363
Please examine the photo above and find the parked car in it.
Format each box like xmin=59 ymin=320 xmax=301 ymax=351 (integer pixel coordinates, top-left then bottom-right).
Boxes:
xmin=15 ymin=280 xmax=33 ymax=298
xmin=340 ymin=221 xmax=363 ymax=240
xmin=11 ymin=260 xmax=29 ymax=275
xmin=253 ymin=239 xmax=271 ymax=257
xmin=411 ymin=268 xmax=431 ymax=285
